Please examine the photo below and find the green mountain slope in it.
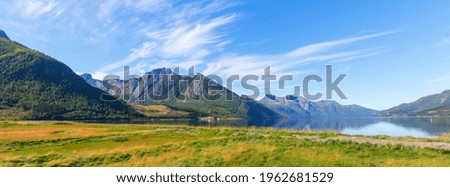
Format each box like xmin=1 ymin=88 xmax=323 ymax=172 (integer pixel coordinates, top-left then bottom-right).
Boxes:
xmin=418 ymin=105 xmax=450 ymax=116
xmin=382 ymin=90 xmax=450 ymax=116
xmin=0 ymin=36 xmax=140 ymax=120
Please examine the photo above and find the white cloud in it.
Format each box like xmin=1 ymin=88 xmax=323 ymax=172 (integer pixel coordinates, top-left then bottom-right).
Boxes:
xmin=3 ymin=0 xmax=392 ymax=82
xmin=91 ymin=71 xmax=109 ymax=80
xmin=103 ymin=29 xmax=391 ymax=78
xmin=157 ymin=14 xmax=236 ymax=59
xmin=124 ymin=0 xmax=170 ymax=13
xmin=96 ymin=1 xmax=238 ymax=74
xmin=98 ymin=0 xmax=170 ymax=22
xmin=285 ymin=31 xmax=395 ymax=58
xmin=3 ymin=0 xmax=240 ymax=75
xmin=99 ymin=42 xmax=157 ymax=72
xmin=427 ymin=72 xmax=450 ymax=84
xmin=203 ymin=32 xmax=394 ymax=77
xmin=20 ymin=1 xmax=63 ymax=18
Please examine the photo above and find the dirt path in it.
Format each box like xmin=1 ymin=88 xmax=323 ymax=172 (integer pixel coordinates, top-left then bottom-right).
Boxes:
xmin=295 ymin=135 xmax=450 ymax=150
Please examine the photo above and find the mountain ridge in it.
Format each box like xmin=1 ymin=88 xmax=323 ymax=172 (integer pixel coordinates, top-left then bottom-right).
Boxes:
xmin=260 ymin=94 xmax=379 ymax=117
xmin=382 ymin=90 xmax=450 ymax=116
xmin=81 ymin=70 xmax=281 ymax=124
xmin=0 ymin=30 xmax=10 ymax=40
xmin=0 ymin=36 xmax=141 ymax=120
xmin=82 ymin=73 xmax=379 ymax=119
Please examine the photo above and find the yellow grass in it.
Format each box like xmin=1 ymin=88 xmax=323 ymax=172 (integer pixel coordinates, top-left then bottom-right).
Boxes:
xmin=0 ymin=121 xmax=450 ymax=167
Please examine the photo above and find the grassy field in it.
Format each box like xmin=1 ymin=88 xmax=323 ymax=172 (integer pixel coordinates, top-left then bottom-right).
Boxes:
xmin=0 ymin=121 xmax=450 ymax=167
xmin=130 ymin=105 xmax=197 ymax=118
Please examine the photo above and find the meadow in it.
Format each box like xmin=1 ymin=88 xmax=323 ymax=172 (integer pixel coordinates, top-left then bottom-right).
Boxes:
xmin=0 ymin=121 xmax=449 ymax=167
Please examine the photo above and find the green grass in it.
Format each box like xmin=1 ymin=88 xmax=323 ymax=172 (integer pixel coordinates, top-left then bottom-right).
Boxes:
xmin=0 ymin=121 xmax=449 ymax=167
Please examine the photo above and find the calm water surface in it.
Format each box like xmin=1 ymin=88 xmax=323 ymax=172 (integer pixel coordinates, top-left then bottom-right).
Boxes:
xmin=271 ymin=117 xmax=450 ymax=138
xmin=86 ymin=117 xmax=450 ymax=138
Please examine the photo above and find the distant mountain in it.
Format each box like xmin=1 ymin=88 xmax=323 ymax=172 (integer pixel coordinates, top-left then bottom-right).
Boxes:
xmin=0 ymin=34 xmax=140 ymax=120
xmin=0 ymin=30 xmax=10 ymax=40
xmin=382 ymin=90 xmax=450 ymax=116
xmin=81 ymin=70 xmax=280 ymax=124
xmin=259 ymin=95 xmax=310 ymax=118
xmin=260 ymin=94 xmax=378 ymax=117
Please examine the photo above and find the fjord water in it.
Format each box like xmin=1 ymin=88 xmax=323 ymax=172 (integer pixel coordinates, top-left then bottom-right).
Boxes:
xmin=89 ymin=117 xmax=450 ymax=138
xmin=271 ymin=117 xmax=450 ymax=138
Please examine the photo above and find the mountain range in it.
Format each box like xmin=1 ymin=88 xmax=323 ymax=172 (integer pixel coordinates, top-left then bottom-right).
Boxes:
xmin=0 ymin=30 xmax=277 ymax=122
xmin=81 ymin=68 xmax=384 ymax=120
xmin=260 ymin=94 xmax=379 ymax=117
xmin=81 ymin=69 xmax=281 ymax=124
xmin=80 ymin=72 xmax=450 ymax=118
xmin=1 ymin=29 xmax=449 ymax=121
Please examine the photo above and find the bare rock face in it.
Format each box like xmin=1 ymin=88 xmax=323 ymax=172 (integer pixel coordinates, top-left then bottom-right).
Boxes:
xmin=0 ymin=30 xmax=10 ymax=40
xmin=260 ymin=94 xmax=379 ymax=117
xmin=80 ymin=68 xmax=281 ymax=124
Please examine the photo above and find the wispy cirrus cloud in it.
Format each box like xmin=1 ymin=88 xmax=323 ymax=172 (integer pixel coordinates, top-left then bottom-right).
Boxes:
xmin=16 ymin=0 xmax=64 ymax=18
xmin=96 ymin=0 xmax=394 ymax=79
xmin=284 ymin=31 xmax=395 ymax=59
xmin=124 ymin=0 xmax=171 ymax=13
xmin=97 ymin=0 xmax=171 ymax=22
xmin=146 ymin=14 xmax=236 ymax=59
xmin=1 ymin=0 xmax=394 ymax=82
xmin=95 ymin=0 xmax=238 ymax=76
xmin=427 ymin=72 xmax=450 ymax=84
xmin=1 ymin=0 xmax=239 ymax=79
xmin=203 ymin=31 xmax=395 ymax=77
xmin=99 ymin=42 xmax=157 ymax=73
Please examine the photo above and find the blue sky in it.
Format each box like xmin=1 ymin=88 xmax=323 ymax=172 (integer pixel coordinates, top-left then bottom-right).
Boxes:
xmin=1 ymin=0 xmax=450 ymax=110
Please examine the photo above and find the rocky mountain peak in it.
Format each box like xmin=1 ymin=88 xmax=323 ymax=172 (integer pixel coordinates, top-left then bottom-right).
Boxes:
xmin=285 ymin=95 xmax=298 ymax=100
xmin=145 ymin=68 xmax=172 ymax=75
xmin=0 ymin=30 xmax=10 ymax=40
xmin=81 ymin=73 xmax=93 ymax=80
xmin=265 ymin=94 xmax=277 ymax=100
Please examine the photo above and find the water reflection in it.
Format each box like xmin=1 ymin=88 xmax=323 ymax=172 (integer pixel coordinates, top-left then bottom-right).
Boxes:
xmin=340 ymin=122 xmax=434 ymax=137
xmin=272 ymin=117 xmax=450 ymax=138
xmin=83 ymin=117 xmax=450 ymax=138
